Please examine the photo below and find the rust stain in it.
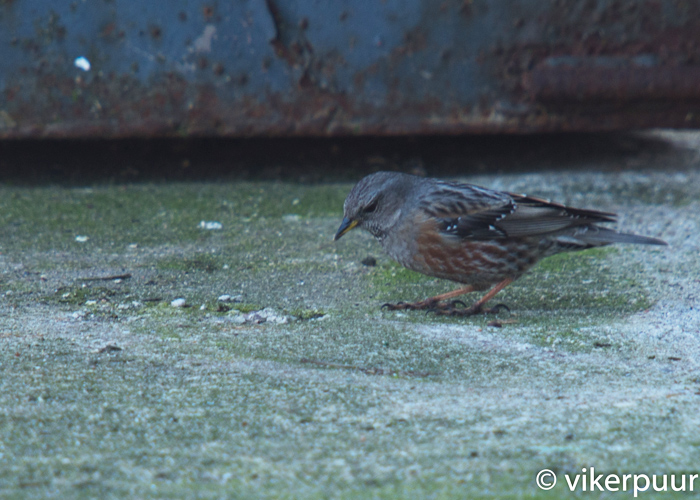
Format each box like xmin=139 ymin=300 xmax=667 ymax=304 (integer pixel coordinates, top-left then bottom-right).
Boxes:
xmin=4 ymin=0 xmax=700 ymax=138
xmin=491 ymin=0 xmax=700 ymax=131
xmin=149 ymin=25 xmax=162 ymax=40
xmin=459 ymin=0 xmax=474 ymax=17
xmin=100 ymin=22 xmax=116 ymax=38
xmin=525 ymin=64 xmax=700 ymax=102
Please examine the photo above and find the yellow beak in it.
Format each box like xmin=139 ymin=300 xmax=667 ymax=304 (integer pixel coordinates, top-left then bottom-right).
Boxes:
xmin=334 ymin=217 xmax=359 ymax=241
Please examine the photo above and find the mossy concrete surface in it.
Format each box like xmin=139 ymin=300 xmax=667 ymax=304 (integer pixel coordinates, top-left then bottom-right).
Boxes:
xmin=1 ymin=132 xmax=700 ymax=499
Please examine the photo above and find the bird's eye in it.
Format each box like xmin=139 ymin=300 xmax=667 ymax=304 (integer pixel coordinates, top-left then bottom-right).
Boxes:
xmin=363 ymin=200 xmax=379 ymax=214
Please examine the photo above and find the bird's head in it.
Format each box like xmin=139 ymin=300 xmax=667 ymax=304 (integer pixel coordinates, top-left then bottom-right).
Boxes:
xmin=334 ymin=171 xmax=413 ymax=241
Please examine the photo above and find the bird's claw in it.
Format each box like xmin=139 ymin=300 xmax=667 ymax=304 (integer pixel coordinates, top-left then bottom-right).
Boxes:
xmin=381 ymin=301 xmax=413 ymax=311
xmin=383 ymin=299 xmax=510 ymax=317
xmin=433 ymin=302 xmax=510 ymax=317
xmin=424 ymin=300 xmax=466 ymax=313
xmin=433 ymin=305 xmax=481 ymax=316
xmin=483 ymin=303 xmax=510 ymax=315
xmin=382 ymin=300 xmax=437 ymax=311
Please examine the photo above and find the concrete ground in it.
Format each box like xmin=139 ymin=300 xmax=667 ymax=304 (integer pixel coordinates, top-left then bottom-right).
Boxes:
xmin=0 ymin=131 xmax=699 ymax=499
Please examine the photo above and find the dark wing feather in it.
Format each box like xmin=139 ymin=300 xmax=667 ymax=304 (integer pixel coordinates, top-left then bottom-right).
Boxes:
xmin=421 ymin=181 xmax=617 ymax=240
xmin=419 ymin=181 xmax=513 ymax=239
xmin=508 ymin=193 xmax=617 ymax=223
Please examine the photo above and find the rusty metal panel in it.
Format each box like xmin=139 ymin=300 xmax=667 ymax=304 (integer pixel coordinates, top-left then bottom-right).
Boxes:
xmin=2 ymin=0 xmax=700 ymax=138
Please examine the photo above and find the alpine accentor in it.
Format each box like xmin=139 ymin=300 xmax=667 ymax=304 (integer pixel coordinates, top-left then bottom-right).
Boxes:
xmin=334 ymin=171 xmax=666 ymax=315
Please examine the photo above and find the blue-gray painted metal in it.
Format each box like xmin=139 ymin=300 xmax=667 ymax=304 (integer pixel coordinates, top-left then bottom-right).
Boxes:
xmin=2 ymin=0 xmax=700 ymax=138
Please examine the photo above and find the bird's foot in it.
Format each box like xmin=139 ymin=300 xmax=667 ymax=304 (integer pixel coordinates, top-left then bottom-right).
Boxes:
xmin=433 ymin=302 xmax=510 ymax=317
xmin=425 ymin=300 xmax=468 ymax=313
xmin=382 ymin=299 xmax=510 ymax=317
xmin=381 ymin=299 xmax=440 ymax=311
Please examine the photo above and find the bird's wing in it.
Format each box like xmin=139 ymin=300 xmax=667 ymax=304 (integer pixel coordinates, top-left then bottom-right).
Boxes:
xmin=420 ymin=181 xmax=617 ymax=240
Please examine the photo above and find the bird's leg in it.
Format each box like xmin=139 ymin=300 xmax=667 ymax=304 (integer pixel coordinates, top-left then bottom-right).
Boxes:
xmin=382 ymin=286 xmax=475 ymax=311
xmin=436 ymin=278 xmax=514 ymax=316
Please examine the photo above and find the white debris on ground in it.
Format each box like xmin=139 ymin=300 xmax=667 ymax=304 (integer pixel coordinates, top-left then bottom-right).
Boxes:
xmin=198 ymin=221 xmax=223 ymax=230
xmin=228 ymin=308 xmax=289 ymax=325
xmin=218 ymin=294 xmax=243 ymax=303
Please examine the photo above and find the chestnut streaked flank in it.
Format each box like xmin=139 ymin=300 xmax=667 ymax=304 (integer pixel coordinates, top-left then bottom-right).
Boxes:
xmin=335 ymin=171 xmax=667 ymax=316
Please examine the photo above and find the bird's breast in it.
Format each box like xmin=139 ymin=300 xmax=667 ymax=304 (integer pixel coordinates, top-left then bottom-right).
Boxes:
xmin=381 ymin=214 xmax=540 ymax=288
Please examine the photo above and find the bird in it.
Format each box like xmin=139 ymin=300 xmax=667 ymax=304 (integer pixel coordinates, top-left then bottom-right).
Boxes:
xmin=334 ymin=171 xmax=667 ymax=316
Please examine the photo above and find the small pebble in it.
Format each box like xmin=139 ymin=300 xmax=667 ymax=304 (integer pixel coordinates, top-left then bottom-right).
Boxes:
xmin=98 ymin=344 xmax=122 ymax=354
xmin=198 ymin=221 xmax=223 ymax=230
xmin=227 ymin=308 xmax=288 ymax=325
xmin=171 ymin=298 xmax=187 ymax=308
xmin=229 ymin=313 xmax=247 ymax=325
xmin=361 ymin=256 xmax=377 ymax=267
xmin=218 ymin=294 xmax=243 ymax=303
xmin=75 ymin=235 xmax=89 ymax=242
xmin=256 ymin=308 xmax=288 ymax=324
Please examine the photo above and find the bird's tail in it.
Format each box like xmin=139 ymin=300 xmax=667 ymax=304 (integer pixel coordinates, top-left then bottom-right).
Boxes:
xmin=561 ymin=226 xmax=667 ymax=247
